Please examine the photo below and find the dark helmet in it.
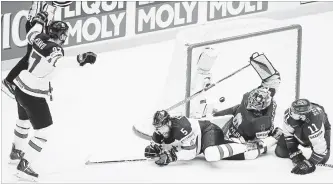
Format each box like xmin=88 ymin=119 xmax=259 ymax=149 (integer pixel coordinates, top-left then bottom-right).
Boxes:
xmin=153 ymin=110 xmax=170 ymax=128
xmin=290 ymin=99 xmax=312 ymax=115
xmin=47 ymin=21 xmax=69 ymax=44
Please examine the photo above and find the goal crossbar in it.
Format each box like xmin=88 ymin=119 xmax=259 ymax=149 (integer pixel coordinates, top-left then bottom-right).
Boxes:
xmin=185 ymin=24 xmax=303 ymax=117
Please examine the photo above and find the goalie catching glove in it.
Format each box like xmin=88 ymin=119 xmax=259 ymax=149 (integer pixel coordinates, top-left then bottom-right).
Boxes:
xmin=249 ymin=52 xmax=277 ymax=80
xmin=77 ymin=52 xmax=97 ymax=66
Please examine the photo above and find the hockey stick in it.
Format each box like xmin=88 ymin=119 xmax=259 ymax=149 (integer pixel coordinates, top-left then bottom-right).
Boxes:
xmin=132 ymin=64 xmax=250 ymax=140
xmin=85 ymin=158 xmax=152 ymax=165
xmin=317 ymin=163 xmax=333 ymax=168
xmin=166 ymin=64 xmax=251 ymax=112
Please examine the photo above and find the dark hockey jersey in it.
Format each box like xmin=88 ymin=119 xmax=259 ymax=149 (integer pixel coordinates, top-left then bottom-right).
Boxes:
xmin=14 ymin=32 xmax=64 ymax=98
xmin=151 ymin=116 xmax=202 ymax=160
xmin=283 ymin=103 xmax=331 ymax=164
xmin=213 ymin=72 xmax=281 ymax=141
xmin=214 ymin=92 xmax=276 ymax=141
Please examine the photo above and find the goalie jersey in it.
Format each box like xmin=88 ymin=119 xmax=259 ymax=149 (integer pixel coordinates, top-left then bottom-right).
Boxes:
xmin=151 ymin=116 xmax=202 ymax=161
xmin=213 ymin=72 xmax=281 ymax=141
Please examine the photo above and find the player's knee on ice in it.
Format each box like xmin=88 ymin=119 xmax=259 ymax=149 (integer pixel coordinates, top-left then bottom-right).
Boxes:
xmin=204 ymin=146 xmax=221 ymax=162
xmin=244 ymin=149 xmax=260 ymax=160
xmin=274 ymin=145 xmax=289 ymax=158
xmin=274 ymin=135 xmax=289 ymax=158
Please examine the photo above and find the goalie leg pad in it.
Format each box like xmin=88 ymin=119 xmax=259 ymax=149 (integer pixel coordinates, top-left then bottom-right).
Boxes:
xmin=196 ymin=47 xmax=218 ymax=74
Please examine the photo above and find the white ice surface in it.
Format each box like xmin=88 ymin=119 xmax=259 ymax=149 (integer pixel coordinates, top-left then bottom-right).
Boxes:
xmin=2 ymin=11 xmax=333 ymax=183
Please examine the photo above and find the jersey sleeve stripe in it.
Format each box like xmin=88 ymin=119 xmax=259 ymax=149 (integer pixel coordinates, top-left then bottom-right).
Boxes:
xmin=181 ymin=144 xmax=196 ymax=150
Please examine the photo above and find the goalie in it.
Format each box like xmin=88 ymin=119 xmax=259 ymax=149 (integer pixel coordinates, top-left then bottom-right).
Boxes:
xmin=144 ymin=110 xmax=265 ymax=166
xmin=210 ymin=52 xmax=283 ymax=160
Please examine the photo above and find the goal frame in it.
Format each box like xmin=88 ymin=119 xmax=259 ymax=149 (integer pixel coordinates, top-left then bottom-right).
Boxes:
xmin=184 ymin=24 xmax=303 ymax=117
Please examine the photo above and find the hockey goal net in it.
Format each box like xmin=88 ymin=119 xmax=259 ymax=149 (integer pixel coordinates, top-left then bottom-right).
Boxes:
xmin=135 ymin=19 xmax=302 ymax=139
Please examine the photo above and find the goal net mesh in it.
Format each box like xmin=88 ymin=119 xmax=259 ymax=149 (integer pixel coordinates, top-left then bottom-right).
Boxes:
xmin=157 ymin=19 xmax=302 ymax=126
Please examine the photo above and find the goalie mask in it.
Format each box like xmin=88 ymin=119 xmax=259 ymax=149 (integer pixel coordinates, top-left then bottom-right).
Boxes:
xmin=289 ymin=99 xmax=312 ymax=120
xmin=247 ymin=87 xmax=272 ymax=111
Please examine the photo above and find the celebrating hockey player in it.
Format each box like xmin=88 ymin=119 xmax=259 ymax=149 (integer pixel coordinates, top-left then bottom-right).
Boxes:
xmin=275 ymin=99 xmax=331 ymax=175
xmin=2 ymin=1 xmax=72 ymax=99
xmin=8 ymin=11 xmax=96 ymax=181
xmin=211 ymin=53 xmax=283 ymax=160
xmin=144 ymin=110 xmax=266 ymax=166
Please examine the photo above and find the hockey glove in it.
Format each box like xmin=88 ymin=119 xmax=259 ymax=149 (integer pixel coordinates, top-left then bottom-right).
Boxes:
xmin=32 ymin=11 xmax=48 ymax=26
xmin=289 ymin=150 xmax=306 ymax=166
xmin=144 ymin=144 xmax=162 ymax=158
xmin=291 ymin=160 xmax=316 ymax=175
xmin=271 ymin=127 xmax=283 ymax=141
xmin=77 ymin=52 xmax=97 ymax=66
xmin=155 ymin=149 xmax=177 ymax=166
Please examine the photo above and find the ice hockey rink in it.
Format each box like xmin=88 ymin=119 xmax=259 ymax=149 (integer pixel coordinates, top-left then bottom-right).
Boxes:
xmin=1 ymin=11 xmax=333 ymax=184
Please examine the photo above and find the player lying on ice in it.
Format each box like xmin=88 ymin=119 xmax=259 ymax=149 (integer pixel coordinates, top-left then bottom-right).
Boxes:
xmin=144 ymin=110 xmax=270 ymax=166
xmin=207 ymin=52 xmax=283 ymax=160
xmin=275 ymin=99 xmax=331 ymax=175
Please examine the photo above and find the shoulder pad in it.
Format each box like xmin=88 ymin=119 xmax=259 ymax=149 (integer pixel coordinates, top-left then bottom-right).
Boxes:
xmin=36 ymin=33 xmax=50 ymax=41
xmin=171 ymin=116 xmax=192 ymax=141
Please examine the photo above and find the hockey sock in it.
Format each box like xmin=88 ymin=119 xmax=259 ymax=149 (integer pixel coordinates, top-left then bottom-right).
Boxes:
xmin=204 ymin=143 xmax=247 ymax=161
xmin=13 ymin=120 xmax=31 ymax=151
xmin=24 ymin=126 xmax=51 ymax=164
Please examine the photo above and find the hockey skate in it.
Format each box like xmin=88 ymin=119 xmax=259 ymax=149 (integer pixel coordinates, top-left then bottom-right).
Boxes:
xmin=15 ymin=158 xmax=38 ymax=182
xmin=2 ymin=79 xmax=15 ymax=99
xmin=9 ymin=144 xmax=25 ymax=164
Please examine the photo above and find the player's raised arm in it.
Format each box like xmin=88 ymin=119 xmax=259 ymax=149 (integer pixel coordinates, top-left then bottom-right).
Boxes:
xmin=213 ymin=104 xmax=240 ymax=117
xmin=250 ymin=52 xmax=281 ymax=97
xmin=26 ymin=12 xmax=48 ymax=44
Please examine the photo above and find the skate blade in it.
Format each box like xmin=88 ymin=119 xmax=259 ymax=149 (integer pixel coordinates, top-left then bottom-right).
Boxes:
xmin=15 ymin=170 xmax=38 ymax=182
xmin=8 ymin=159 xmax=20 ymax=165
xmin=1 ymin=88 xmax=15 ymax=99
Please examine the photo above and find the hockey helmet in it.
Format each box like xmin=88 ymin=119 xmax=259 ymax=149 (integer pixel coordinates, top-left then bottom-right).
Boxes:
xmin=289 ymin=99 xmax=312 ymax=120
xmin=247 ymin=87 xmax=272 ymax=111
xmin=153 ymin=110 xmax=170 ymax=128
xmin=290 ymin=99 xmax=312 ymax=115
xmin=47 ymin=21 xmax=69 ymax=44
